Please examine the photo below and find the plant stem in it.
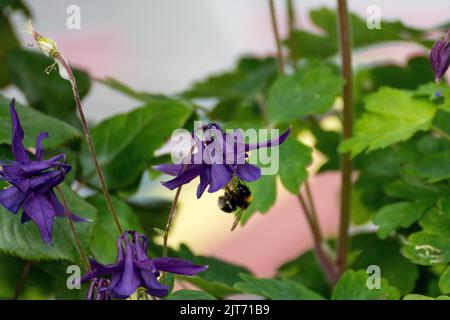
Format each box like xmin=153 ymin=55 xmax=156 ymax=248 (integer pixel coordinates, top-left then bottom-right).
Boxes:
xmin=56 ymin=186 xmax=90 ymax=271
xmin=286 ymin=0 xmax=298 ymax=66
xmin=270 ymin=0 xmax=332 ymax=280
xmin=162 ymin=145 xmax=195 ymax=257
xmin=163 ymin=185 xmax=183 ymax=257
xmin=269 ymin=0 xmax=285 ymax=74
xmin=12 ymin=261 xmax=32 ymax=300
xmin=55 ymin=54 xmax=123 ymax=235
xmin=297 ymin=194 xmax=339 ymax=284
xmin=432 ymin=125 xmax=450 ymax=142
xmin=336 ymin=0 xmax=353 ymax=275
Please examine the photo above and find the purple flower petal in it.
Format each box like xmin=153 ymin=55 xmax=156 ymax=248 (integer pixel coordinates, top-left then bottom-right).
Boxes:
xmin=109 ymin=234 xmax=141 ymax=298
xmin=23 ymin=194 xmax=55 ymax=245
xmin=208 ymin=164 xmax=232 ymax=193
xmin=196 ymin=166 xmax=211 ymax=198
xmin=9 ymin=99 xmax=30 ymax=164
xmin=152 ymin=257 xmax=208 ymax=276
xmin=430 ymin=29 xmax=450 ymax=83
xmin=0 ymin=186 xmax=28 ymax=214
xmin=47 ymin=191 xmax=87 ymax=222
xmin=140 ymin=270 xmax=169 ymax=297
xmin=235 ymin=163 xmax=261 ymax=182
xmin=35 ymin=132 xmax=49 ymax=161
xmin=153 ymin=163 xmax=184 ymax=176
xmin=245 ymin=127 xmax=291 ymax=151
xmin=161 ymin=165 xmax=204 ymax=190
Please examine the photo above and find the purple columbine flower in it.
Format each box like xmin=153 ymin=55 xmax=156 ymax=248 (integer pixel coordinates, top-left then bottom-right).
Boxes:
xmin=430 ymin=29 xmax=450 ymax=84
xmin=81 ymin=231 xmax=208 ymax=299
xmin=0 ymin=99 xmax=84 ymax=245
xmin=154 ymin=123 xmax=290 ymax=198
xmin=86 ymin=278 xmax=112 ymax=300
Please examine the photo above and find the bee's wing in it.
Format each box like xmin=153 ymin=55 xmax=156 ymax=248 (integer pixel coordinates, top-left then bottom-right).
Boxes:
xmin=231 ymin=209 xmax=243 ymax=231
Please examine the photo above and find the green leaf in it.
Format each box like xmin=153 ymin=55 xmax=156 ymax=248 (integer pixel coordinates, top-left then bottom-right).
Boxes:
xmin=88 ymin=195 xmax=142 ymax=264
xmin=165 ymin=289 xmax=217 ymax=300
xmin=439 ymin=266 xmax=450 ymax=294
xmin=277 ymin=250 xmax=331 ymax=297
xmin=0 ymin=253 xmax=53 ymax=299
xmin=403 ymin=294 xmax=450 ymax=300
xmin=173 ymin=244 xmax=250 ymax=299
xmin=351 ymin=187 xmax=374 ymax=225
xmin=332 ymin=270 xmax=400 ymax=300
xmin=350 ymin=239 xmax=419 ymax=295
xmin=401 ymin=232 xmax=450 ymax=265
xmin=0 ymin=96 xmax=80 ymax=149
xmin=340 ymin=87 xmax=437 ymax=157
xmin=266 ymin=63 xmax=343 ymax=124
xmin=373 ymin=200 xmax=433 ymax=239
xmin=234 ymin=273 xmax=324 ymax=300
xmin=80 ymin=100 xmax=192 ymax=191
xmin=6 ymin=49 xmax=91 ymax=125
xmin=183 ymin=56 xmax=276 ymax=100
xmin=0 ymin=13 xmax=19 ymax=87
xmin=408 ymin=151 xmax=450 ymax=183
xmin=419 ymin=207 xmax=450 ymax=237
xmin=279 ymin=136 xmax=312 ymax=194
xmin=0 ymin=184 xmax=96 ymax=261
xmin=98 ymin=77 xmax=169 ymax=103
xmin=288 ymin=8 xmax=423 ymax=59
xmin=240 ymin=174 xmax=276 ymax=224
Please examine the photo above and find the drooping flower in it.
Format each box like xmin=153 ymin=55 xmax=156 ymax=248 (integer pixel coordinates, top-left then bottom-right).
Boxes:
xmin=154 ymin=123 xmax=290 ymax=198
xmin=430 ymin=29 xmax=450 ymax=84
xmin=0 ymin=99 xmax=84 ymax=245
xmin=86 ymin=278 xmax=112 ymax=300
xmin=81 ymin=231 xmax=208 ymax=299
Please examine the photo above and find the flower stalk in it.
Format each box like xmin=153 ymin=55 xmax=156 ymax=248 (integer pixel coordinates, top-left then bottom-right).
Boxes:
xmin=12 ymin=261 xmax=32 ymax=300
xmin=55 ymin=186 xmax=90 ymax=271
xmin=27 ymin=22 xmax=123 ymax=235
xmin=269 ymin=0 xmax=336 ymax=283
xmin=336 ymin=0 xmax=353 ymax=275
xmin=269 ymin=0 xmax=285 ymax=73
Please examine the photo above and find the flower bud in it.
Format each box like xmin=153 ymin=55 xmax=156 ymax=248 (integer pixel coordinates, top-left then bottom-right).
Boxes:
xmin=430 ymin=29 xmax=450 ymax=84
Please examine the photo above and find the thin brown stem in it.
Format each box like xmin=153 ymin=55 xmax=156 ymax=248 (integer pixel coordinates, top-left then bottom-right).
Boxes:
xmin=12 ymin=261 xmax=32 ymax=300
xmin=55 ymin=54 xmax=123 ymax=235
xmin=432 ymin=125 xmax=450 ymax=142
xmin=56 ymin=186 xmax=90 ymax=271
xmin=336 ymin=0 xmax=353 ymax=275
xmin=163 ymin=185 xmax=183 ymax=258
xmin=269 ymin=0 xmax=285 ymax=74
xmin=286 ymin=0 xmax=298 ymax=67
xmin=297 ymin=194 xmax=338 ymax=284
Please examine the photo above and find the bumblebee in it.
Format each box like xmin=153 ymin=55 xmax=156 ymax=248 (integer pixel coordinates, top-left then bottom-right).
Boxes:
xmin=218 ymin=180 xmax=252 ymax=231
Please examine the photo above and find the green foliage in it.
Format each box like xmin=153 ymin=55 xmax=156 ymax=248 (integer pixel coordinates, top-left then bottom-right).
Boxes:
xmin=373 ymin=200 xmax=433 ymax=239
xmin=166 ymin=289 xmax=217 ymax=300
xmin=6 ymin=49 xmax=91 ymax=125
xmin=340 ymin=87 xmax=437 ymax=157
xmin=0 ymin=184 xmax=96 ymax=262
xmin=80 ymin=100 xmax=193 ymax=191
xmin=288 ymin=8 xmax=423 ymax=59
xmin=266 ymin=63 xmax=342 ymax=124
xmin=279 ymin=136 xmax=312 ymax=194
xmin=0 ymin=96 xmax=80 ymax=149
xmin=173 ymin=244 xmax=250 ymax=299
xmin=234 ymin=273 xmax=324 ymax=300
xmin=332 ymin=270 xmax=400 ymax=300
xmin=350 ymin=237 xmax=419 ymax=295
xmin=277 ymin=250 xmax=330 ymax=297
xmin=88 ymin=195 xmax=142 ymax=264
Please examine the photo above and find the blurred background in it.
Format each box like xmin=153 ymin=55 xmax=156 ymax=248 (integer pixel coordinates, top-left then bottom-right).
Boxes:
xmin=2 ymin=0 xmax=450 ymax=277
